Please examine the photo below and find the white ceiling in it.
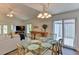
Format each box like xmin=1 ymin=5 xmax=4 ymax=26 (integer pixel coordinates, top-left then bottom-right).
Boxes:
xmin=0 ymin=3 xmax=79 ymax=20
xmin=24 ymin=3 xmax=79 ymax=14
xmin=0 ymin=3 xmax=39 ymax=20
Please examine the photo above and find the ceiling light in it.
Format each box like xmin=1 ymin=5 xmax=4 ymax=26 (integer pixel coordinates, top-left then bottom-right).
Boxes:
xmin=44 ymin=12 xmax=48 ymax=16
xmin=37 ymin=13 xmax=42 ymax=18
xmin=6 ymin=8 xmax=14 ymax=18
xmin=47 ymin=14 xmax=52 ymax=17
xmin=41 ymin=16 xmax=45 ymax=19
xmin=10 ymin=11 xmax=14 ymax=13
xmin=6 ymin=14 xmax=9 ymax=16
xmin=37 ymin=4 xmax=52 ymax=19
xmin=9 ymin=14 xmax=13 ymax=17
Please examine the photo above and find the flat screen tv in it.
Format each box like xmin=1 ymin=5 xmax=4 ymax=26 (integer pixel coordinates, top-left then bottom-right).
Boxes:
xmin=16 ymin=26 xmax=25 ymax=31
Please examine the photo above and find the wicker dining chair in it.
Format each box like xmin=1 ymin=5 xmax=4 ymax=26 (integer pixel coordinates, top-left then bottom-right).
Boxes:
xmin=51 ymin=39 xmax=63 ymax=55
xmin=16 ymin=43 xmax=26 ymax=55
xmin=57 ymin=39 xmax=63 ymax=55
xmin=51 ymin=43 xmax=59 ymax=55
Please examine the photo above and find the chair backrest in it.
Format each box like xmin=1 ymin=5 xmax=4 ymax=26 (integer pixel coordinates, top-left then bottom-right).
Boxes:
xmin=58 ymin=39 xmax=63 ymax=46
xmin=16 ymin=43 xmax=25 ymax=55
xmin=51 ymin=43 xmax=59 ymax=55
xmin=57 ymin=39 xmax=63 ymax=54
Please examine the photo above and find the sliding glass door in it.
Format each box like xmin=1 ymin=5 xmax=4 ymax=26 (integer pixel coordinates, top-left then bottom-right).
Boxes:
xmin=53 ymin=20 xmax=63 ymax=41
xmin=53 ymin=19 xmax=75 ymax=48
xmin=64 ymin=19 xmax=75 ymax=48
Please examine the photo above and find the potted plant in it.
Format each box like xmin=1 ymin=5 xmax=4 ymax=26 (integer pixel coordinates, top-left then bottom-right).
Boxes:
xmin=42 ymin=24 xmax=48 ymax=32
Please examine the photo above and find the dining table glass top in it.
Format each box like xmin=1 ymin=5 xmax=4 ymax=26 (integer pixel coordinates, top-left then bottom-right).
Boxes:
xmin=27 ymin=44 xmax=40 ymax=50
xmin=19 ymin=37 xmax=58 ymax=55
xmin=41 ymin=43 xmax=52 ymax=48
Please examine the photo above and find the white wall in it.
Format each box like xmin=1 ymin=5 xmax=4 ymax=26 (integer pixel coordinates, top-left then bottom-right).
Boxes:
xmin=53 ymin=10 xmax=79 ymax=51
xmin=25 ymin=18 xmax=52 ymax=36
xmin=0 ymin=14 xmax=25 ymax=25
xmin=0 ymin=15 xmax=25 ymax=33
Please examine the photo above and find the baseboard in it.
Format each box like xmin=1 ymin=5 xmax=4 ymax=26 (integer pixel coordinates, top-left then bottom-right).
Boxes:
xmin=63 ymin=46 xmax=77 ymax=51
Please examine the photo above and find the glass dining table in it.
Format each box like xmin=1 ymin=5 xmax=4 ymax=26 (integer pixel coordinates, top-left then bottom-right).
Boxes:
xmin=20 ymin=38 xmax=58 ymax=55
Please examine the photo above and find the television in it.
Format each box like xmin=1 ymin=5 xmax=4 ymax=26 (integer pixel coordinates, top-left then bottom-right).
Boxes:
xmin=16 ymin=26 xmax=25 ymax=31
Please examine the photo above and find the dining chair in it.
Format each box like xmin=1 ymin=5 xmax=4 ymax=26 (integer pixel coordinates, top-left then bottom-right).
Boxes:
xmin=25 ymin=51 xmax=34 ymax=55
xmin=16 ymin=43 xmax=26 ymax=55
xmin=57 ymin=39 xmax=63 ymax=55
xmin=51 ymin=43 xmax=59 ymax=55
xmin=16 ymin=43 xmax=35 ymax=55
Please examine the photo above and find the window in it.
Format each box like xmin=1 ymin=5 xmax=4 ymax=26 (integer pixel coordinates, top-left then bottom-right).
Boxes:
xmin=0 ymin=25 xmax=1 ymax=34
xmin=64 ymin=20 xmax=75 ymax=38
xmin=53 ymin=19 xmax=75 ymax=47
xmin=11 ymin=25 xmax=16 ymax=32
xmin=3 ymin=25 xmax=8 ymax=34
xmin=54 ymin=20 xmax=62 ymax=40
xmin=26 ymin=24 xmax=32 ymax=33
xmin=11 ymin=25 xmax=14 ymax=32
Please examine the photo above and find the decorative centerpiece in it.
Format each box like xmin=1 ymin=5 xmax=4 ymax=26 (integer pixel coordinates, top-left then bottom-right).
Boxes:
xmin=42 ymin=24 xmax=48 ymax=32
